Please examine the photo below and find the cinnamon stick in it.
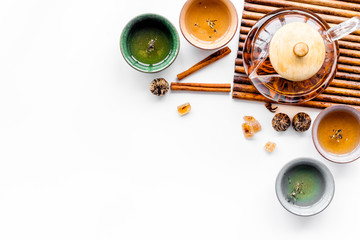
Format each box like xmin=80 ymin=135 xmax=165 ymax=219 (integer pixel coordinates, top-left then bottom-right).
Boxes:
xmin=171 ymin=82 xmax=231 ymax=88
xmin=177 ymin=47 xmax=231 ymax=80
xmin=171 ymin=85 xmax=231 ymax=93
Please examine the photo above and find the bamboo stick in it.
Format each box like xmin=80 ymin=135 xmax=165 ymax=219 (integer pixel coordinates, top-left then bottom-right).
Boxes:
xmin=245 ymin=0 xmax=360 ymax=18
xmin=338 ymin=41 xmax=360 ymax=51
xmin=235 ymin=66 xmax=246 ymax=74
xmin=233 ymin=91 xmax=360 ymax=110
xmin=240 ymin=26 xmax=251 ymax=35
xmin=244 ymin=2 xmax=350 ymax=24
xmin=239 ymin=33 xmax=360 ymax=51
xmin=243 ymin=2 xmax=360 ymax=35
xmin=325 ymin=86 xmax=360 ymax=98
xmin=338 ymin=64 xmax=360 ymax=74
xmin=339 ymin=56 xmax=360 ymax=66
xmin=239 ymin=43 xmax=244 ymax=52
xmin=235 ymin=58 xmax=243 ymax=66
xmin=233 ymin=81 xmax=360 ymax=98
xmin=240 ymin=35 xmax=246 ymax=42
xmin=336 ymin=72 xmax=360 ymax=81
xmin=341 ymin=34 xmax=360 ymax=43
xmin=331 ymin=79 xmax=360 ymax=90
xmin=233 ymin=74 xmax=360 ymax=90
xmin=340 ymin=48 xmax=360 ymax=58
xmin=287 ymin=0 xmax=360 ymax=11
xmin=235 ymin=58 xmax=360 ymax=82
xmin=233 ymin=83 xmax=360 ymax=105
xmin=316 ymin=93 xmax=360 ymax=105
xmin=241 ymin=19 xmax=257 ymax=27
xmin=341 ymin=0 xmax=360 ymax=4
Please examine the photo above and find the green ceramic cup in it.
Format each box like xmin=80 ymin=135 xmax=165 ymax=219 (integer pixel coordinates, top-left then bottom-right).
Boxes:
xmin=120 ymin=14 xmax=180 ymax=73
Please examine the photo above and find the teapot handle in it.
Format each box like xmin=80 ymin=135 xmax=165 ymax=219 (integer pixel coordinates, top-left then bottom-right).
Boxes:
xmin=327 ymin=16 xmax=360 ymax=41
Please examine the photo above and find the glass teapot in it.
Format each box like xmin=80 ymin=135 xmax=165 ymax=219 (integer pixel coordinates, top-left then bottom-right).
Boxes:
xmin=243 ymin=8 xmax=360 ymax=104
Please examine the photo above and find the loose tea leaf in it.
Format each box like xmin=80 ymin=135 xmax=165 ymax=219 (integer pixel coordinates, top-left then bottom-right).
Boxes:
xmin=288 ymin=182 xmax=305 ymax=203
xmin=265 ymin=103 xmax=278 ymax=113
xmin=147 ymin=39 xmax=156 ymax=53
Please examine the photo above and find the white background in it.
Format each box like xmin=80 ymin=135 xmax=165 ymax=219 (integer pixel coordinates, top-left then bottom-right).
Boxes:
xmin=0 ymin=0 xmax=359 ymax=239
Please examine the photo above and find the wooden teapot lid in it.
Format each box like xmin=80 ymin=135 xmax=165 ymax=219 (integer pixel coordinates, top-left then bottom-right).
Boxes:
xmin=269 ymin=22 xmax=325 ymax=82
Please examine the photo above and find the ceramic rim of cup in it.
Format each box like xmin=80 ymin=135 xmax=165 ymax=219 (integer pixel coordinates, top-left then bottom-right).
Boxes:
xmin=312 ymin=105 xmax=360 ymax=164
xmin=275 ymin=158 xmax=335 ymax=217
xmin=120 ymin=13 xmax=180 ymax=73
xmin=179 ymin=0 xmax=238 ymax=50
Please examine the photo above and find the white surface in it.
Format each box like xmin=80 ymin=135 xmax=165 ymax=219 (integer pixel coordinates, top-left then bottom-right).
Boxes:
xmin=0 ymin=0 xmax=359 ymax=239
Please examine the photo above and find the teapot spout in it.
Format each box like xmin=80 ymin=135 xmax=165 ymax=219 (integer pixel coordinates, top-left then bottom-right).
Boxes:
xmin=327 ymin=16 xmax=360 ymax=41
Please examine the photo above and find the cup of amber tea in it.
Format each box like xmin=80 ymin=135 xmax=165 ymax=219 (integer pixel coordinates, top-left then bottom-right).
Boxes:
xmin=312 ymin=105 xmax=360 ymax=163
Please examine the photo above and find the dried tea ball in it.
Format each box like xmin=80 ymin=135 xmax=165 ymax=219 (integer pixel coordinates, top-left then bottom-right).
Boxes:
xmin=292 ymin=112 xmax=311 ymax=132
xmin=272 ymin=113 xmax=291 ymax=132
xmin=150 ymin=78 xmax=169 ymax=96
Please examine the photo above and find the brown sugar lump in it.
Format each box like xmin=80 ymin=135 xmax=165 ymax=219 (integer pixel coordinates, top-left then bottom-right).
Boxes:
xmin=244 ymin=116 xmax=261 ymax=133
xmin=242 ymin=122 xmax=255 ymax=139
xmin=177 ymin=103 xmax=191 ymax=116
xmin=264 ymin=141 xmax=277 ymax=153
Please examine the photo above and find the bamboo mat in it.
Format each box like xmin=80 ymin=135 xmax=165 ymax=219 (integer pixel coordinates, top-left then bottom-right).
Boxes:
xmin=233 ymin=0 xmax=360 ymax=110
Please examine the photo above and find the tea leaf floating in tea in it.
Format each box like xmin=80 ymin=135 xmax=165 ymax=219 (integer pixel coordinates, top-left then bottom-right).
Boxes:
xmin=147 ymin=39 xmax=156 ymax=53
xmin=330 ymin=129 xmax=343 ymax=142
xmin=288 ymin=182 xmax=305 ymax=203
